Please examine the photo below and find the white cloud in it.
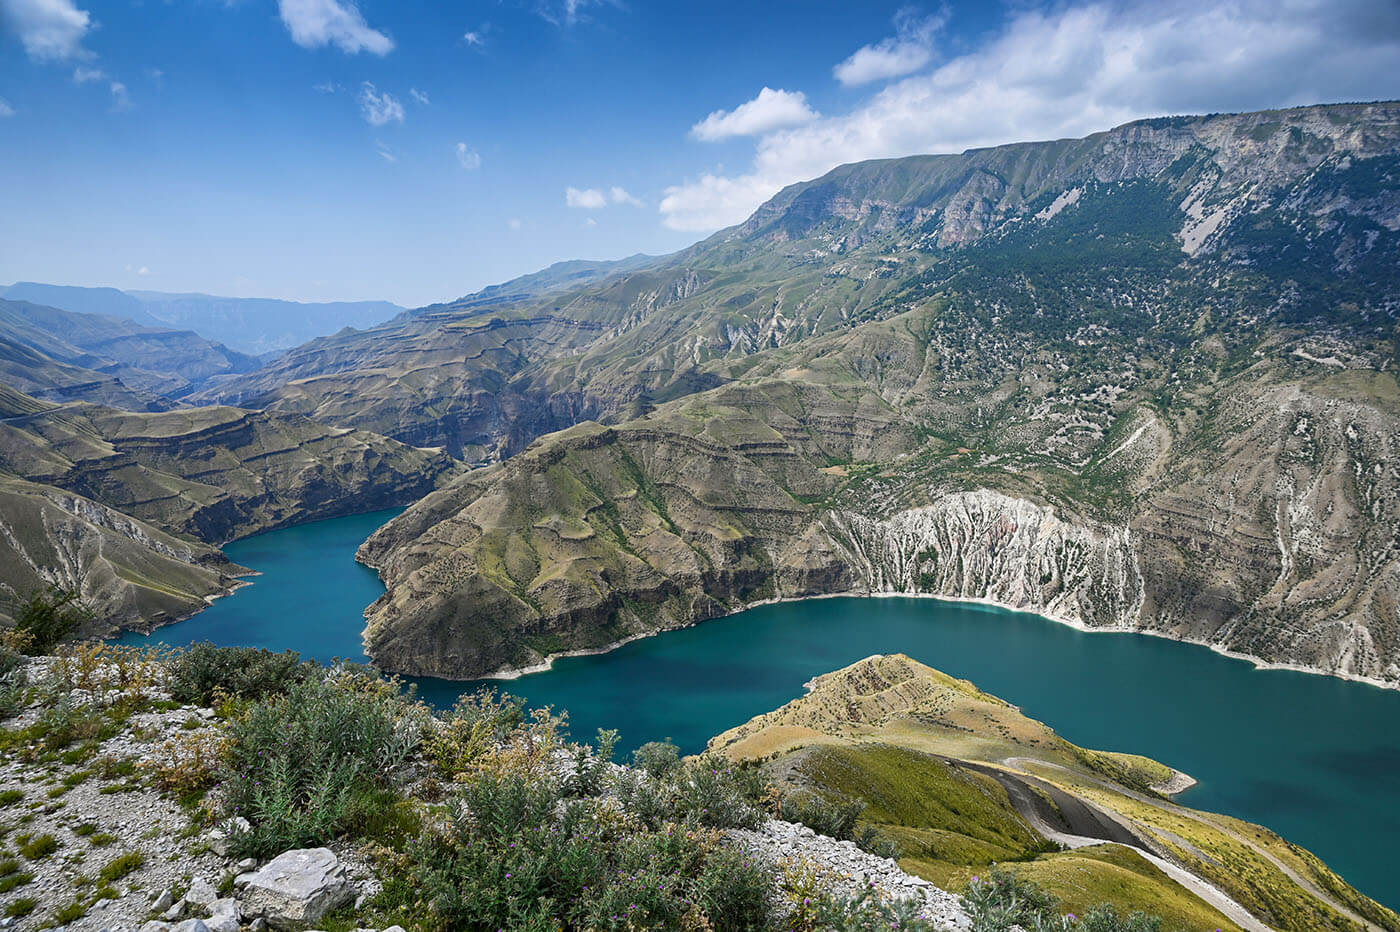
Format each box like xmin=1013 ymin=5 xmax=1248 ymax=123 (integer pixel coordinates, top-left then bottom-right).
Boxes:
xmin=584 ymin=217 xmax=597 ymax=227
xmin=609 ymin=186 xmax=642 ymax=206
xmin=359 ymin=82 xmax=403 ymax=126
xmin=565 ymin=186 xmax=608 ymax=208
xmin=508 ymin=217 xmax=522 ymax=230
xmin=375 ymin=141 xmax=397 ymax=162
xmin=463 ymin=28 xmax=484 ymax=47
xmin=73 ymin=66 xmax=130 ymax=110
xmin=690 ymin=87 xmax=818 ymax=142
xmin=456 ymin=142 xmax=481 ymax=170
xmin=537 ymin=0 xmax=615 ymax=27
xmin=0 ymin=0 xmax=91 ymax=62
xmin=0 ymin=97 xmax=13 ymax=117
xmin=661 ymin=0 xmax=1400 ymax=232
xmin=566 ymin=186 xmax=642 ymax=208
xmin=277 ymin=0 xmax=393 ymax=56
xmin=834 ymin=8 xmax=945 ymax=86
xmin=410 ymin=87 xmax=429 ymax=106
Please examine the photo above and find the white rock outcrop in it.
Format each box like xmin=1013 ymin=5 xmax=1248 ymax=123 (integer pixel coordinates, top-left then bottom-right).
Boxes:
xmin=239 ymin=848 xmax=354 ymax=929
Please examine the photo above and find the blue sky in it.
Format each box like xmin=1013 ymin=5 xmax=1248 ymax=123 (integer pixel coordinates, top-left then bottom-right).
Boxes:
xmin=1 ymin=0 xmax=1398 ymax=307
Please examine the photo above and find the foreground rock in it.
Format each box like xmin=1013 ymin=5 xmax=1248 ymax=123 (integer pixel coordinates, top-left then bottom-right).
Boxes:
xmin=239 ymin=848 xmax=354 ymax=929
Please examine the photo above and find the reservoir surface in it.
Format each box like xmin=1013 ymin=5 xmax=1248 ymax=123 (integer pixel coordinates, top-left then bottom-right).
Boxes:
xmin=117 ymin=509 xmax=1400 ymax=908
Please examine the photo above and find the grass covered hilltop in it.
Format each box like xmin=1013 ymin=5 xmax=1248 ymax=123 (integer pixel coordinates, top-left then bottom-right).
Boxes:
xmin=0 ymin=637 xmax=1395 ymax=932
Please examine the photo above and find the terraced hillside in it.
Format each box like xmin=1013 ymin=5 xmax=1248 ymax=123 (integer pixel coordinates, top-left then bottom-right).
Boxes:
xmin=340 ymin=102 xmax=1400 ymax=685
xmin=0 ymin=382 xmax=462 ymax=633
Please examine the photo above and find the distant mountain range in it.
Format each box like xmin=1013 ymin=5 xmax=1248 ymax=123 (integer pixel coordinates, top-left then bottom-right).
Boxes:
xmin=2 ymin=283 xmax=405 ymax=356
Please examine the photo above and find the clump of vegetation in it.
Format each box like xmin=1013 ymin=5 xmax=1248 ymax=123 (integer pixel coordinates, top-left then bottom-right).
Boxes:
xmin=632 ymin=739 xmax=683 ymax=779
xmin=17 ymin=832 xmax=59 ymax=861
xmin=378 ymin=768 xmax=776 ymax=932
xmin=96 ymin=850 xmax=145 ymax=885
xmin=3 ymin=897 xmax=36 ymax=919
xmin=142 ymin=728 xmax=228 ymax=803
xmin=223 ymin=671 xmax=425 ymax=858
xmin=166 ymin=642 xmax=314 ymax=705
xmin=782 ymin=791 xmax=901 ymax=860
xmin=964 ymin=868 xmax=1181 ymax=932
xmin=5 ymin=585 xmax=91 ymax=655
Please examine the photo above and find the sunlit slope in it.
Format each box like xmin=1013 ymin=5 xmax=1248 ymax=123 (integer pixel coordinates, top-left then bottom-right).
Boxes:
xmin=710 ymin=654 xmax=1400 ymax=932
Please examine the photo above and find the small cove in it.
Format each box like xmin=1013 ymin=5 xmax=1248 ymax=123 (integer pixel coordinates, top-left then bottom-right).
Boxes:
xmin=117 ymin=510 xmax=1400 ymax=908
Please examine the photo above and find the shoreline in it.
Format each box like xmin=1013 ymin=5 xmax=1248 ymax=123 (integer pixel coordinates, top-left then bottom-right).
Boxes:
xmin=478 ymin=587 xmax=1400 ymax=693
xmin=1152 ymin=768 xmax=1200 ymax=797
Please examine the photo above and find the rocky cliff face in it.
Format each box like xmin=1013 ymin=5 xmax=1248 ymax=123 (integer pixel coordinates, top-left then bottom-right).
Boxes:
xmin=824 ymin=490 xmax=1144 ymax=630
xmin=0 ymin=397 xmax=464 ymax=546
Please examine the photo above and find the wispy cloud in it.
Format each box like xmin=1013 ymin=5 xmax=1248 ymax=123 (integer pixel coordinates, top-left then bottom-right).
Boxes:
xmin=535 ymin=0 xmax=618 ymax=27
xmin=410 ymin=87 xmax=429 ymax=106
xmin=662 ymin=0 xmax=1400 ymax=232
xmin=463 ymin=26 xmax=487 ymax=47
xmin=456 ymin=142 xmax=481 ymax=170
xmin=376 ymin=141 xmax=397 ymax=162
xmin=73 ymin=65 xmax=130 ymax=109
xmin=0 ymin=0 xmax=92 ymax=62
xmin=566 ymin=186 xmax=642 ymax=208
xmin=834 ymin=7 xmax=945 ymax=86
xmin=359 ymin=82 xmax=404 ymax=126
xmin=0 ymin=97 xmax=14 ymax=117
xmin=690 ymin=87 xmax=817 ymax=142
xmin=277 ymin=0 xmax=393 ymax=56
xmin=566 ymin=187 xmax=608 ymax=209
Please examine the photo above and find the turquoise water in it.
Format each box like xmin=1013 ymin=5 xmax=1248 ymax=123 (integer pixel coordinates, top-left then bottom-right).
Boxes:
xmin=118 ymin=511 xmax=1400 ymax=908
xmin=116 ymin=509 xmax=401 ymax=663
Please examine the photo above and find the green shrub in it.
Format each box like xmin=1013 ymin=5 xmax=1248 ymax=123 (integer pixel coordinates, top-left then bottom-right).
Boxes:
xmin=97 ymin=850 xmax=144 ymax=884
xmin=166 ymin=643 xmax=314 ymax=705
xmin=783 ymin=791 xmax=864 ymax=839
xmin=613 ymin=754 xmax=769 ymax=831
xmin=18 ymin=833 xmax=59 ymax=860
xmin=0 ymin=790 xmax=23 ymax=807
xmin=224 ymin=673 xmax=423 ymax=858
xmin=50 ymin=896 xmax=87 ymax=924
xmin=0 ymin=871 xmax=34 ymax=894
xmin=562 ymin=728 xmax=618 ymax=797
xmin=7 ymin=586 xmax=91 ymax=654
xmin=632 ymin=739 xmax=682 ymax=779
xmin=963 ymin=868 xmax=1059 ymax=931
xmin=389 ymin=768 xmax=775 ymax=932
xmin=963 ymin=869 xmax=1179 ymax=932
xmin=802 ymin=886 xmax=949 ymax=931
xmin=1074 ymin=904 xmax=1168 ymax=932
xmin=3 ymin=897 xmax=35 ymax=919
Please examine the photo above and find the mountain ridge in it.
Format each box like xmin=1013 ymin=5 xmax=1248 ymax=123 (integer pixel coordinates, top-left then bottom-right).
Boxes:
xmin=339 ymin=101 xmax=1400 ymax=686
